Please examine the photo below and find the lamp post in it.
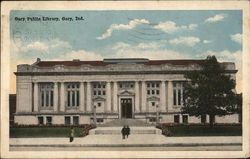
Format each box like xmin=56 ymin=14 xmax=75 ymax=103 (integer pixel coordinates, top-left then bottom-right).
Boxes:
xmin=93 ymin=105 xmax=97 ymax=126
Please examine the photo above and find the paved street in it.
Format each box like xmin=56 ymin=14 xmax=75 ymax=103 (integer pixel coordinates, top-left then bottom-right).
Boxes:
xmin=10 ymin=134 xmax=242 ymax=151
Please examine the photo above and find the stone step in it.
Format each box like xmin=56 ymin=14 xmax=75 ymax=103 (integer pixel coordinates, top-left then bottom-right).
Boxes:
xmin=100 ymin=119 xmax=149 ymax=127
xmin=89 ymin=127 xmax=162 ymax=135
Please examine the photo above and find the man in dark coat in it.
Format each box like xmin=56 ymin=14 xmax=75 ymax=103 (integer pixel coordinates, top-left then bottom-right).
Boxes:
xmin=121 ymin=126 xmax=126 ymax=139
xmin=125 ymin=125 xmax=130 ymax=138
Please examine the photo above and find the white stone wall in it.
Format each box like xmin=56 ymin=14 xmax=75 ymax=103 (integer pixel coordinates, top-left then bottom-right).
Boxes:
xmin=215 ymin=114 xmax=239 ymax=123
xmin=189 ymin=116 xmax=201 ymax=123
xmin=15 ymin=116 xmax=37 ymax=124
xmin=16 ymin=76 xmax=33 ymax=113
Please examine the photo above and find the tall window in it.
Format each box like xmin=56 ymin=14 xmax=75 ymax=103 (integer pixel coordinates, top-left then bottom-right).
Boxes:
xmin=93 ymin=82 xmax=106 ymax=96
xmin=147 ymin=82 xmax=160 ymax=95
xmin=40 ymin=83 xmax=54 ymax=107
xmin=66 ymin=83 xmax=80 ymax=107
xmin=173 ymin=82 xmax=184 ymax=106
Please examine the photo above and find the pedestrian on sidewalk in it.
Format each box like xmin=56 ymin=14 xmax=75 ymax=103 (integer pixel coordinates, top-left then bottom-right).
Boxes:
xmin=69 ymin=127 xmax=75 ymax=142
xmin=121 ymin=125 xmax=126 ymax=139
xmin=125 ymin=125 xmax=130 ymax=138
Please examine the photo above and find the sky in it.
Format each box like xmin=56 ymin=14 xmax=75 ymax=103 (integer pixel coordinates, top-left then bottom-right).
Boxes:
xmin=10 ymin=10 xmax=242 ymax=93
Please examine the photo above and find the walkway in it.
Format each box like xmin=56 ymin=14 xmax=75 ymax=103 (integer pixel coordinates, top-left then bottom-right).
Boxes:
xmin=10 ymin=135 xmax=242 ymax=147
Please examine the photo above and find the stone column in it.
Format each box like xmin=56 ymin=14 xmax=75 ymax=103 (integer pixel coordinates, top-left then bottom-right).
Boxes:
xmin=135 ymin=81 xmax=140 ymax=112
xmin=179 ymin=114 xmax=183 ymax=123
xmin=86 ymin=82 xmax=92 ymax=112
xmin=33 ymin=82 xmax=39 ymax=112
xmin=80 ymin=82 xmax=85 ymax=111
xmin=53 ymin=82 xmax=58 ymax=112
xmin=60 ymin=82 xmax=65 ymax=112
xmin=160 ymin=81 xmax=166 ymax=112
xmin=113 ymin=81 xmax=118 ymax=112
xmin=206 ymin=115 xmax=210 ymax=123
xmin=141 ymin=81 xmax=147 ymax=112
xmin=106 ymin=81 xmax=111 ymax=112
xmin=167 ymin=81 xmax=173 ymax=111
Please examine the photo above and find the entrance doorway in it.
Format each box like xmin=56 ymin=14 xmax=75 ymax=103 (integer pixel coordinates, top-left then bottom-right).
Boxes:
xmin=121 ymin=98 xmax=132 ymax=118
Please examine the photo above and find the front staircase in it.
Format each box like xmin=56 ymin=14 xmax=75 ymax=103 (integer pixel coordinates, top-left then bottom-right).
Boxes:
xmin=99 ymin=119 xmax=150 ymax=127
xmin=89 ymin=119 xmax=162 ymax=135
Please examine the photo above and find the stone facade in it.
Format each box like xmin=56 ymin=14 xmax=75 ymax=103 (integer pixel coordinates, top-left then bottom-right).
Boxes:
xmin=14 ymin=58 xmax=239 ymax=125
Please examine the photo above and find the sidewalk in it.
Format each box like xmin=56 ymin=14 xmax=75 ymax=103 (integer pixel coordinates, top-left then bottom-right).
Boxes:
xmin=10 ymin=135 xmax=242 ymax=147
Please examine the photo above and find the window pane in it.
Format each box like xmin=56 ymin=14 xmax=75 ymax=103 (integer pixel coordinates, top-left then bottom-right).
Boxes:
xmin=156 ymin=90 xmax=160 ymax=95
xmin=173 ymin=90 xmax=176 ymax=105
xmin=178 ymin=89 xmax=181 ymax=105
xmin=183 ymin=115 xmax=188 ymax=123
xmin=46 ymin=116 xmax=52 ymax=125
xmin=73 ymin=116 xmax=79 ymax=125
xmin=103 ymin=85 xmax=105 ymax=88
xmin=41 ymin=91 xmax=44 ymax=106
xmin=147 ymin=83 xmax=150 ymax=87
xmin=46 ymin=91 xmax=49 ymax=107
xmin=65 ymin=117 xmax=71 ymax=125
xmin=77 ymin=91 xmax=79 ymax=106
xmin=38 ymin=117 xmax=44 ymax=124
xmin=50 ymin=91 xmax=53 ymax=106
xmin=93 ymin=91 xmax=96 ymax=95
xmin=152 ymin=90 xmax=155 ymax=95
xmin=103 ymin=91 xmax=106 ymax=95
xmin=67 ymin=91 xmax=70 ymax=106
xmin=98 ymin=91 xmax=101 ymax=95
xmin=174 ymin=115 xmax=179 ymax=123
xmin=72 ymin=91 xmax=75 ymax=106
xmin=156 ymin=83 xmax=159 ymax=87
xmin=147 ymin=90 xmax=150 ymax=95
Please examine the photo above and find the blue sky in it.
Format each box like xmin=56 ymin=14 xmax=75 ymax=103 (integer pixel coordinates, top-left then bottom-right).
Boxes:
xmin=10 ymin=10 xmax=242 ymax=93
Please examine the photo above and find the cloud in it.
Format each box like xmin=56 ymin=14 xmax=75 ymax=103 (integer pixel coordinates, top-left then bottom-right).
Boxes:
xmin=203 ymin=40 xmax=212 ymax=44
xmin=169 ymin=37 xmax=200 ymax=46
xmin=153 ymin=21 xmax=197 ymax=34
xmin=112 ymin=42 xmax=190 ymax=60
xmin=11 ymin=39 xmax=103 ymax=61
xmin=205 ymin=14 xmax=227 ymax=23
xmin=96 ymin=19 xmax=149 ymax=40
xmin=20 ymin=41 xmax=49 ymax=52
xmin=112 ymin=41 xmax=166 ymax=51
xmin=230 ymin=33 xmax=242 ymax=44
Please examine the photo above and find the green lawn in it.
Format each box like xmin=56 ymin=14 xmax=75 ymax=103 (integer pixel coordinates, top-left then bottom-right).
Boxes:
xmin=10 ymin=127 xmax=84 ymax=138
xmin=163 ymin=125 xmax=242 ymax=136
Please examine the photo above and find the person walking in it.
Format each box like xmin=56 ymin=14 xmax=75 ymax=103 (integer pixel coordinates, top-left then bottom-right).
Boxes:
xmin=121 ymin=125 xmax=126 ymax=139
xmin=125 ymin=125 xmax=130 ymax=138
xmin=69 ymin=127 xmax=75 ymax=142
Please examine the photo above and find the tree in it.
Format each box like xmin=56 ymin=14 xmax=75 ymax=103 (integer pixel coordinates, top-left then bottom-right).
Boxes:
xmin=182 ymin=55 xmax=240 ymax=127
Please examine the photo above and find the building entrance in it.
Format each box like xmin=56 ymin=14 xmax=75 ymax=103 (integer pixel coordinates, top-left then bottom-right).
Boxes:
xmin=121 ymin=98 xmax=132 ymax=118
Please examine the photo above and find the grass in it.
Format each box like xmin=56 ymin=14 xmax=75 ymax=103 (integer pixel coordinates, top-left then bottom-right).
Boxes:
xmin=10 ymin=127 xmax=84 ymax=138
xmin=10 ymin=125 xmax=242 ymax=137
xmin=163 ymin=125 xmax=242 ymax=136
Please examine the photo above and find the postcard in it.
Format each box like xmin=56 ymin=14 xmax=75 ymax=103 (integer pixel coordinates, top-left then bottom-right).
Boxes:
xmin=1 ymin=1 xmax=250 ymax=158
